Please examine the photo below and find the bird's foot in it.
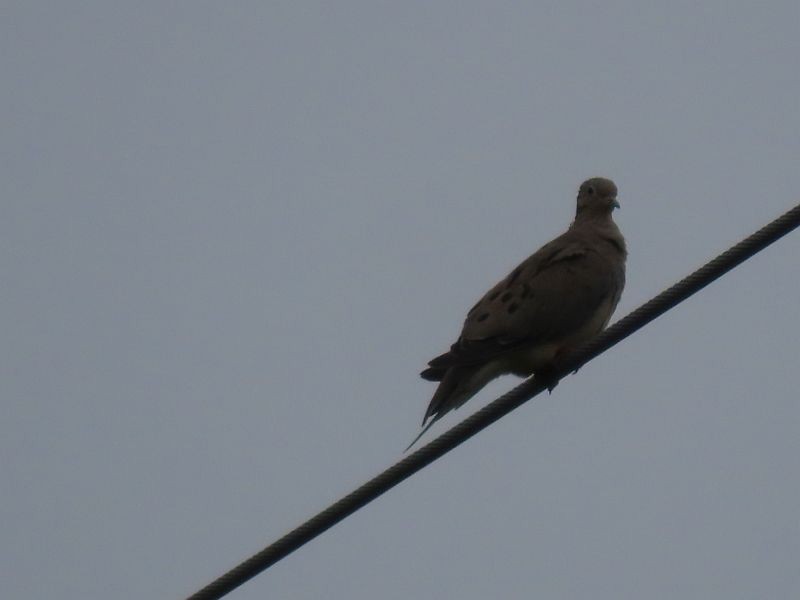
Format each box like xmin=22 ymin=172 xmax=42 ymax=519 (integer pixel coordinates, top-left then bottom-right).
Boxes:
xmin=536 ymin=368 xmax=561 ymax=393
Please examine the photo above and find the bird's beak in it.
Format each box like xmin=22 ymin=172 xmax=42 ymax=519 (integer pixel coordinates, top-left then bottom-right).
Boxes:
xmin=611 ymin=198 xmax=621 ymax=210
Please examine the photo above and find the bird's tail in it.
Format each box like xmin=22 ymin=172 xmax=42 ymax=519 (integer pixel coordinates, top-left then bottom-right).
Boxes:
xmin=403 ymin=417 xmax=441 ymax=452
xmin=404 ymin=365 xmax=483 ymax=452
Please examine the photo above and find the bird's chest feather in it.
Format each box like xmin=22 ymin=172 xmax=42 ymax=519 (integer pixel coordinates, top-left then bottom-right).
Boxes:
xmin=502 ymin=292 xmax=618 ymax=377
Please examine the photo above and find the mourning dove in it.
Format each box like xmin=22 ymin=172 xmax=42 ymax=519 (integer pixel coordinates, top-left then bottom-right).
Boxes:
xmin=408 ymin=177 xmax=626 ymax=450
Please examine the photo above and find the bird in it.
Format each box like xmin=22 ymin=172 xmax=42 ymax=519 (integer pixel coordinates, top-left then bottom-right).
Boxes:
xmin=407 ymin=177 xmax=626 ymax=450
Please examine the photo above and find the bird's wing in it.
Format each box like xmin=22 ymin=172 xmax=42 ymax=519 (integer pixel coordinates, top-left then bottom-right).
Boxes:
xmin=426 ymin=229 xmax=625 ymax=371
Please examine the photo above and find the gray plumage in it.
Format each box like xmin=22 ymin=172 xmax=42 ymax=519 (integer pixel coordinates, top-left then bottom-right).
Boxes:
xmin=408 ymin=177 xmax=626 ymax=450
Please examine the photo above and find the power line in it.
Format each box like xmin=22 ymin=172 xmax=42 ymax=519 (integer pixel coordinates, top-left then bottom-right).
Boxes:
xmin=187 ymin=202 xmax=800 ymax=600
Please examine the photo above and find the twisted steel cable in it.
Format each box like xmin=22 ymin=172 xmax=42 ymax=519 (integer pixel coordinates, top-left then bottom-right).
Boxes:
xmin=187 ymin=202 xmax=800 ymax=600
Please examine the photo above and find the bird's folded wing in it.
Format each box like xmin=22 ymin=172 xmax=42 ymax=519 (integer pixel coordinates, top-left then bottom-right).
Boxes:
xmin=426 ymin=233 xmax=620 ymax=370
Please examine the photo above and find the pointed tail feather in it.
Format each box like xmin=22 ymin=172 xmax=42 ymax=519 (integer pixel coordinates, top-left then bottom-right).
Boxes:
xmin=406 ymin=365 xmax=486 ymax=452
xmin=403 ymin=416 xmax=442 ymax=452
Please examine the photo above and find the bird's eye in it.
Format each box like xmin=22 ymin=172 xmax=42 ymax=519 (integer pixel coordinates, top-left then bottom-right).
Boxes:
xmin=586 ymin=186 xmax=595 ymax=195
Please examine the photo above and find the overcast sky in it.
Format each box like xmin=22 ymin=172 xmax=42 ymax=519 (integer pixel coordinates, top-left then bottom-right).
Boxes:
xmin=3 ymin=2 xmax=799 ymax=599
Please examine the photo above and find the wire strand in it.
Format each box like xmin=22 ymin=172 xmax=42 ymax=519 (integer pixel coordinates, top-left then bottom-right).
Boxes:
xmin=187 ymin=202 xmax=800 ymax=600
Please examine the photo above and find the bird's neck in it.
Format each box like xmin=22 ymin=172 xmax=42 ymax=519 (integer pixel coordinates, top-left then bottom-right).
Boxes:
xmin=570 ymin=213 xmax=626 ymax=254
xmin=571 ymin=209 xmax=615 ymax=227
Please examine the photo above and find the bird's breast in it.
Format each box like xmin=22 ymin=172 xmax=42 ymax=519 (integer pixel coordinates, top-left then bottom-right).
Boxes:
xmin=503 ymin=293 xmax=618 ymax=377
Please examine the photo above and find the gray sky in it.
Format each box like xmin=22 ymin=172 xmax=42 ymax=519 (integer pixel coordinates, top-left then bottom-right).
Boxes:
xmin=3 ymin=2 xmax=799 ymax=599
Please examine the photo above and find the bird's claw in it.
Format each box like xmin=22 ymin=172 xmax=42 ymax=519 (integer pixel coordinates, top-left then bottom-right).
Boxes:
xmin=537 ymin=370 xmax=561 ymax=393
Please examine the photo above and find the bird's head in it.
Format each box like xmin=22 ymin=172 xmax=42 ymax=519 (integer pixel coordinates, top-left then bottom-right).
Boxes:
xmin=576 ymin=177 xmax=620 ymax=218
